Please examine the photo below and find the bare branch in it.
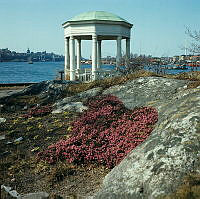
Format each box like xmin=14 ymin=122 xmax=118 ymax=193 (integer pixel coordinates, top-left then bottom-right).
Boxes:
xmin=185 ymin=27 xmax=200 ymax=54
xmin=117 ymin=55 xmax=151 ymax=75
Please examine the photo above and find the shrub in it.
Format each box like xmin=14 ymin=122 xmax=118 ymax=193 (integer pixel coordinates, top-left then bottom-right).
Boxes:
xmin=37 ymin=95 xmax=158 ymax=168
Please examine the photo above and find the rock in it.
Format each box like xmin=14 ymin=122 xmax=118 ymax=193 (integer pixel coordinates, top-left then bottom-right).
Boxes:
xmin=14 ymin=137 xmax=23 ymax=143
xmin=91 ymin=77 xmax=200 ymax=199
xmin=103 ymin=76 xmax=188 ymax=110
xmin=0 ymin=117 xmax=6 ymax=123
xmin=0 ymin=89 xmax=23 ymax=99
xmin=52 ymin=102 xmax=88 ymax=113
xmin=76 ymin=87 xmax=103 ymax=99
xmin=1 ymin=185 xmax=21 ymax=198
xmin=1 ymin=185 xmax=49 ymax=199
xmin=21 ymin=192 xmax=49 ymax=199
xmin=52 ymin=87 xmax=102 ymax=113
xmin=0 ymin=80 xmax=79 ymax=108
xmin=0 ymin=135 xmax=6 ymax=140
xmin=6 ymin=141 xmax=13 ymax=145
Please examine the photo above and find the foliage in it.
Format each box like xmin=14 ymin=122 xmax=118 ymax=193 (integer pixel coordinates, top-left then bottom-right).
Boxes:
xmin=23 ymin=105 xmax=52 ymax=118
xmin=37 ymin=95 xmax=158 ymax=168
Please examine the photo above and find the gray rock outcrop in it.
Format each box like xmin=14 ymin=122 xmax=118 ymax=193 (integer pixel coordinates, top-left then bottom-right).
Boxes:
xmin=0 ymin=80 xmax=79 ymax=112
xmin=103 ymin=76 xmax=188 ymax=110
xmin=52 ymin=87 xmax=102 ymax=113
xmin=90 ymin=77 xmax=200 ymax=199
xmin=0 ymin=80 xmax=78 ymax=102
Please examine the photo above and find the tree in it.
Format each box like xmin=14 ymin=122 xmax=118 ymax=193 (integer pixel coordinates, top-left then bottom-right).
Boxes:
xmin=117 ymin=54 xmax=151 ymax=75
xmin=186 ymin=27 xmax=200 ymax=54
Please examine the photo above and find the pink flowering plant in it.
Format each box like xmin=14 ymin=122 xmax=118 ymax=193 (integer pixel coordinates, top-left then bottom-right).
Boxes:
xmin=37 ymin=95 xmax=158 ymax=168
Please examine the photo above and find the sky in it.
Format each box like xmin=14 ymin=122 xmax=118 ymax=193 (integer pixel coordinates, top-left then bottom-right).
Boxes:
xmin=0 ymin=0 xmax=200 ymax=58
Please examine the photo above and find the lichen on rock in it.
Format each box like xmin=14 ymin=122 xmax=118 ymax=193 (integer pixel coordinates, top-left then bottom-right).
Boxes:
xmin=91 ymin=76 xmax=200 ymax=199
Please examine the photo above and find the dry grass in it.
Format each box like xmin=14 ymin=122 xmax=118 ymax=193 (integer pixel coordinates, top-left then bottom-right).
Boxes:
xmin=186 ymin=81 xmax=200 ymax=89
xmin=0 ymin=108 xmax=109 ymax=198
xmin=165 ymin=71 xmax=200 ymax=81
xmin=157 ymin=173 xmax=200 ymax=199
xmin=63 ymin=70 xmax=160 ymax=97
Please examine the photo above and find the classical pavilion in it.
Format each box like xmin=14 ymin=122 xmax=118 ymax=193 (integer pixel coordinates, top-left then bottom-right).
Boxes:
xmin=62 ymin=11 xmax=133 ymax=81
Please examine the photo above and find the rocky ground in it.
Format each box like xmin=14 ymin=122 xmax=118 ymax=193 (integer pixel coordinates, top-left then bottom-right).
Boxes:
xmin=1 ymin=71 xmax=200 ymax=199
xmin=0 ymin=81 xmax=110 ymax=198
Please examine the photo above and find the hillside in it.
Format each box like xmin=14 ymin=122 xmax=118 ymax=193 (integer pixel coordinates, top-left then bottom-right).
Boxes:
xmin=1 ymin=70 xmax=200 ymax=199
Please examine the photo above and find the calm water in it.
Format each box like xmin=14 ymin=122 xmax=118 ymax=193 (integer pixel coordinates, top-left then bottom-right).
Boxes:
xmin=0 ymin=62 xmax=199 ymax=83
xmin=0 ymin=62 xmax=115 ymax=83
xmin=0 ymin=62 xmax=65 ymax=83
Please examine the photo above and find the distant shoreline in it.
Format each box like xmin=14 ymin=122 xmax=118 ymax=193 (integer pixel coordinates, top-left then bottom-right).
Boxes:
xmin=0 ymin=60 xmax=64 ymax=63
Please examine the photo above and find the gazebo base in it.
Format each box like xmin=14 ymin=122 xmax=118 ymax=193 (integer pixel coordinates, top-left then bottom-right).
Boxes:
xmin=65 ymin=68 xmax=116 ymax=82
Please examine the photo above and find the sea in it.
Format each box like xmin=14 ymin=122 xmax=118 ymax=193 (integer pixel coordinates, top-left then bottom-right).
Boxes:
xmin=0 ymin=62 xmax=199 ymax=83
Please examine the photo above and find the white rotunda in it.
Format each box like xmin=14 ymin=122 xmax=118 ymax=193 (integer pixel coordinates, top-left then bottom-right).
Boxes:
xmin=62 ymin=11 xmax=133 ymax=81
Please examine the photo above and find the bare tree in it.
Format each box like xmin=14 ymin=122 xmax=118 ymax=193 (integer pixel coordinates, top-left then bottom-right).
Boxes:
xmin=117 ymin=54 xmax=151 ymax=75
xmin=185 ymin=27 xmax=200 ymax=54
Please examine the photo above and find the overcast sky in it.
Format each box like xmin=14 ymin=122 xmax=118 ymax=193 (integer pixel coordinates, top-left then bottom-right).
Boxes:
xmin=0 ymin=0 xmax=200 ymax=58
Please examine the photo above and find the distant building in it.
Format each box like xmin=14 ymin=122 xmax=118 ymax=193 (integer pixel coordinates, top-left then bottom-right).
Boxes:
xmin=0 ymin=48 xmax=64 ymax=62
xmin=172 ymin=56 xmax=179 ymax=63
xmin=27 ymin=48 xmax=30 ymax=54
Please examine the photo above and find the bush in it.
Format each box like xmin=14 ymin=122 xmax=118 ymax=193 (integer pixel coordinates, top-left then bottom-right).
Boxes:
xmin=37 ymin=95 xmax=158 ymax=168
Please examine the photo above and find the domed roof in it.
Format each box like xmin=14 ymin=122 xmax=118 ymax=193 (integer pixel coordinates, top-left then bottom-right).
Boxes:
xmin=68 ymin=11 xmax=129 ymax=23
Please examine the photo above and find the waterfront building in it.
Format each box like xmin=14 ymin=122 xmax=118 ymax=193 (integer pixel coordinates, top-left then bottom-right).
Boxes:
xmin=62 ymin=11 xmax=133 ymax=81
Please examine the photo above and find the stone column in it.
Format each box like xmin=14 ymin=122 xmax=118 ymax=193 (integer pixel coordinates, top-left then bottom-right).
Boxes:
xmin=92 ymin=34 xmax=97 ymax=81
xmin=64 ymin=37 xmax=70 ymax=80
xmin=126 ymin=38 xmax=130 ymax=59
xmin=116 ymin=36 xmax=122 ymax=68
xmin=70 ymin=36 xmax=75 ymax=81
xmin=97 ymin=40 xmax=102 ymax=69
xmin=76 ymin=39 xmax=81 ymax=70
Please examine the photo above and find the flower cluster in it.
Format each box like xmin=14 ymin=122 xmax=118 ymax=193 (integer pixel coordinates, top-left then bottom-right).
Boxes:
xmin=37 ymin=95 xmax=158 ymax=168
xmin=23 ymin=105 xmax=52 ymax=118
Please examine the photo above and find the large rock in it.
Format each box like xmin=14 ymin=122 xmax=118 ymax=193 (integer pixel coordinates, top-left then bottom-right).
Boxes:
xmin=103 ymin=76 xmax=188 ymax=110
xmin=0 ymin=80 xmax=79 ymax=112
xmin=0 ymin=80 xmax=79 ymax=103
xmin=52 ymin=87 xmax=102 ymax=113
xmin=91 ymin=77 xmax=200 ymax=198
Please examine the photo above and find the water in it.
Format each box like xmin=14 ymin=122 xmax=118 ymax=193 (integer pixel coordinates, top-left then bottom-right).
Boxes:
xmin=0 ymin=62 xmax=65 ymax=83
xmin=0 ymin=62 xmax=199 ymax=83
xmin=0 ymin=62 xmax=115 ymax=83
